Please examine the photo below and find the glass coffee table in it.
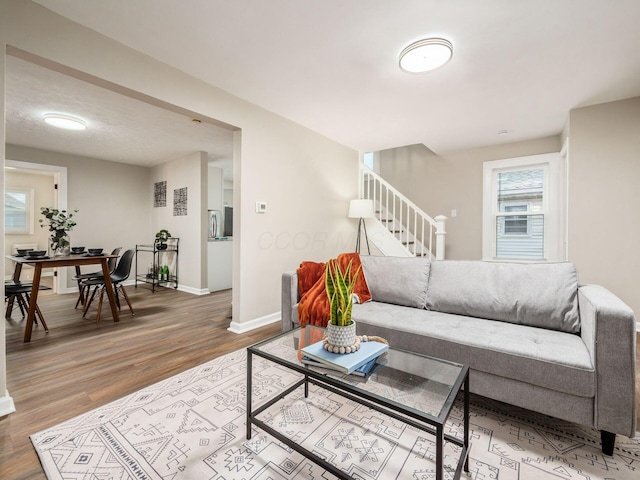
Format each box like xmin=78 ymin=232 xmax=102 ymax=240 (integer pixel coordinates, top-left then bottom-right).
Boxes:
xmin=247 ymin=327 xmax=469 ymax=480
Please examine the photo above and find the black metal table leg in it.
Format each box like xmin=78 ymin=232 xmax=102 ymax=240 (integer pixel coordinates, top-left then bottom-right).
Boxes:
xmin=246 ymin=350 xmax=253 ymax=440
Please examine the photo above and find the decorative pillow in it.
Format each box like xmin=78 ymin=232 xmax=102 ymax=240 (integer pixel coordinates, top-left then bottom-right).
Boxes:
xmin=360 ymin=255 xmax=430 ymax=308
xmin=426 ymin=260 xmax=580 ymax=333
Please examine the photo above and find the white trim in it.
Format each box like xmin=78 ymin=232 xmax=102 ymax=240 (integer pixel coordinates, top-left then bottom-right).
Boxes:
xmin=177 ymin=285 xmax=210 ymax=295
xmin=228 ymin=312 xmax=280 ymax=334
xmin=0 ymin=391 xmax=16 ymax=417
xmin=560 ymin=138 xmax=570 ymax=260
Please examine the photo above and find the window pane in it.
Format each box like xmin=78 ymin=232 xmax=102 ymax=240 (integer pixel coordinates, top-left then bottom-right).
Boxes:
xmin=496 ymin=168 xmax=544 ymax=258
xmin=5 ymin=192 xmax=27 ymax=227
xmin=5 ymin=189 xmax=33 ymax=234
xmin=504 ymin=216 xmax=528 ymax=234
xmin=496 ymin=214 xmax=544 ymax=259
xmin=497 ymin=169 xmax=543 ymax=210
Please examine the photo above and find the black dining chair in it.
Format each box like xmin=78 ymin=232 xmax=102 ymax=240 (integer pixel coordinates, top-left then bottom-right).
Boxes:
xmin=72 ymin=247 xmax=122 ymax=308
xmin=81 ymin=249 xmax=135 ymax=322
xmin=5 ymin=281 xmax=50 ymax=331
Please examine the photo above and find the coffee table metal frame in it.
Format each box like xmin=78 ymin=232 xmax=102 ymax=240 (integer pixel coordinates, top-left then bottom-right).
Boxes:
xmin=247 ymin=328 xmax=470 ymax=480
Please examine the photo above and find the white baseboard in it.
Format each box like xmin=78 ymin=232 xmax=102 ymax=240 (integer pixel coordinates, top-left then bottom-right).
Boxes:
xmin=228 ymin=312 xmax=280 ymax=334
xmin=0 ymin=391 xmax=16 ymax=417
xmin=30 ymin=281 xmax=212 ymax=297
xmin=177 ymin=285 xmax=210 ymax=295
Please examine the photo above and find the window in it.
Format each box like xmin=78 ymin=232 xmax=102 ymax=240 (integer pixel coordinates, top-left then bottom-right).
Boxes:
xmin=363 ymin=152 xmax=374 ymax=170
xmin=5 ymin=187 xmax=35 ymax=234
xmin=483 ymin=153 xmax=565 ymax=262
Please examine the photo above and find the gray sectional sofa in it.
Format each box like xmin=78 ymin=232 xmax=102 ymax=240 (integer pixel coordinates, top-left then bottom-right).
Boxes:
xmin=282 ymin=256 xmax=637 ymax=454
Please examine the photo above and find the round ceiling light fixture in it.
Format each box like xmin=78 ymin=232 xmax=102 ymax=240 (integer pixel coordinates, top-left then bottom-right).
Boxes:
xmin=399 ymin=38 xmax=453 ymax=73
xmin=42 ymin=113 xmax=87 ymax=130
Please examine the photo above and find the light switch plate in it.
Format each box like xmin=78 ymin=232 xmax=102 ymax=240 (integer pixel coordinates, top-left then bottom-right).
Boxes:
xmin=256 ymin=201 xmax=267 ymax=213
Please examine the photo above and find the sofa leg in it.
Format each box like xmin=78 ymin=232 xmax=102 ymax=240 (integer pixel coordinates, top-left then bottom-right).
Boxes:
xmin=601 ymin=430 xmax=615 ymax=456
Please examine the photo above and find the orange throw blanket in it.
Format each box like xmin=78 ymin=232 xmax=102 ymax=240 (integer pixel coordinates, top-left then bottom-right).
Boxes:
xmin=297 ymin=252 xmax=371 ymax=328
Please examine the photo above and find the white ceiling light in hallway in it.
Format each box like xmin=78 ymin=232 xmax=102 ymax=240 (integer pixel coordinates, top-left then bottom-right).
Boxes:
xmin=42 ymin=113 xmax=87 ymax=130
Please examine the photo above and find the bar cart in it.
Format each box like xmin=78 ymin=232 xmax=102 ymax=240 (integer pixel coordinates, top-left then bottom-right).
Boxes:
xmin=135 ymin=237 xmax=179 ymax=292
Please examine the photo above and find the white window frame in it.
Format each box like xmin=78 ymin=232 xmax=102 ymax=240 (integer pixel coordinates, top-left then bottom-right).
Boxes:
xmin=4 ymin=187 xmax=35 ymax=235
xmin=483 ymin=152 xmax=566 ymax=262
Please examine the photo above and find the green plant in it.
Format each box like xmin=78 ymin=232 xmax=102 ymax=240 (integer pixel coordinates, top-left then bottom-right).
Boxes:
xmin=155 ymin=229 xmax=171 ymax=244
xmin=325 ymin=259 xmax=361 ymax=327
xmin=39 ymin=207 xmax=78 ymax=250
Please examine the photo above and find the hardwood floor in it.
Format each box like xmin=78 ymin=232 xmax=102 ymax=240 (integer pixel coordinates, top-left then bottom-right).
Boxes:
xmin=1 ymin=287 xmax=639 ymax=479
xmin=0 ymin=286 xmax=280 ymax=479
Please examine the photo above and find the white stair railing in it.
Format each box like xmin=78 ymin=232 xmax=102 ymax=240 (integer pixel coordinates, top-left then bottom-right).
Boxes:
xmin=359 ymin=164 xmax=447 ymax=260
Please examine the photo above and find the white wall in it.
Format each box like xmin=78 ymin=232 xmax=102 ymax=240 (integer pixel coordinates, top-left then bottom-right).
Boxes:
xmin=151 ymin=151 xmax=208 ymax=293
xmin=0 ymin=0 xmax=359 ymax=408
xmin=567 ymin=97 xmax=640 ymax=317
xmin=207 ymin=166 xmax=224 ymax=211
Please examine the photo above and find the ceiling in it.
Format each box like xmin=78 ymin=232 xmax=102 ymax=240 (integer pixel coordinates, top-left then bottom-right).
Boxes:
xmin=5 ymin=56 xmax=235 ymax=178
xmin=8 ymin=0 xmax=640 ymax=167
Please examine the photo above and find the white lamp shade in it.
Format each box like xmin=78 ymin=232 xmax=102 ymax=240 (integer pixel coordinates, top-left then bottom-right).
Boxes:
xmin=348 ymin=199 xmax=374 ymax=219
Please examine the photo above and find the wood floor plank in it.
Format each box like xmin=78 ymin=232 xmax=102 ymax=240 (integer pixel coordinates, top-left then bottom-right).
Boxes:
xmin=1 ymin=286 xmax=279 ymax=479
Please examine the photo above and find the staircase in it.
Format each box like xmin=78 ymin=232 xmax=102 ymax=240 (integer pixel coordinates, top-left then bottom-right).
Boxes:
xmin=358 ymin=164 xmax=446 ymax=260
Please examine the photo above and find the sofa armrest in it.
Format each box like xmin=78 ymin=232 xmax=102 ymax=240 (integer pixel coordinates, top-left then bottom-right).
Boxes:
xmin=282 ymin=271 xmax=299 ymax=332
xmin=579 ymin=284 xmax=637 ymax=437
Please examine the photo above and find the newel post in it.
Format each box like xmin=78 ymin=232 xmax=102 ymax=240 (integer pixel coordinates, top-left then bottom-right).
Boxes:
xmin=435 ymin=215 xmax=447 ymax=260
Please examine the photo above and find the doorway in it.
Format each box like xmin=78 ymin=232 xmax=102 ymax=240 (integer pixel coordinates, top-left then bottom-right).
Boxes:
xmin=4 ymin=160 xmax=69 ymax=293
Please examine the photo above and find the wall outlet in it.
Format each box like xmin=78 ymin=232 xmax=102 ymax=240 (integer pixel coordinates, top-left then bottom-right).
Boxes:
xmin=256 ymin=201 xmax=267 ymax=213
xmin=451 ymin=209 xmax=457 ymax=218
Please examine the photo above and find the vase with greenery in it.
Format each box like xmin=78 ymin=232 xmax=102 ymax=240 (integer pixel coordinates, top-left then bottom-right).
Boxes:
xmin=155 ymin=229 xmax=171 ymax=250
xmin=39 ymin=207 xmax=78 ymax=256
xmin=325 ymin=258 xmax=360 ymax=351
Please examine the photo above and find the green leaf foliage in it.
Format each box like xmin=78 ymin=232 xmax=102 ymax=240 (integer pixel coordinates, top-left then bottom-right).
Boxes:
xmin=325 ymin=259 xmax=361 ymax=327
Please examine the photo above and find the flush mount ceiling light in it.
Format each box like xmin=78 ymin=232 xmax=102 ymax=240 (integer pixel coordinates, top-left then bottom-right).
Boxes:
xmin=42 ymin=113 xmax=87 ymax=130
xmin=399 ymin=38 xmax=453 ymax=73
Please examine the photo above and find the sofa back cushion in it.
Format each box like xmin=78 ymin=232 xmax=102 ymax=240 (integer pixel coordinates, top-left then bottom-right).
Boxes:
xmin=426 ymin=260 xmax=580 ymax=333
xmin=361 ymin=255 xmax=430 ymax=308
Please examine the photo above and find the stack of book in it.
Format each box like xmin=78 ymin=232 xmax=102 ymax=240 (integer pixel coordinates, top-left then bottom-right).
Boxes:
xmin=301 ymin=340 xmax=388 ymax=377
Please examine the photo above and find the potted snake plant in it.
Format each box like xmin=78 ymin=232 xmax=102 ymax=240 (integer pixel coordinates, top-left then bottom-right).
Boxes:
xmin=325 ymin=258 xmax=360 ymax=352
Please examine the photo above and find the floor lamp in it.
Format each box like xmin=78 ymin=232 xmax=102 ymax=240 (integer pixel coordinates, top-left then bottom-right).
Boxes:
xmin=348 ymin=199 xmax=374 ymax=254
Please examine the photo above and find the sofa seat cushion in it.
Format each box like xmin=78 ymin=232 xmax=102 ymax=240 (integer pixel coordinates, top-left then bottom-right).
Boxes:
xmin=352 ymin=302 xmax=594 ymax=397
xmin=426 ymin=260 xmax=581 ymax=333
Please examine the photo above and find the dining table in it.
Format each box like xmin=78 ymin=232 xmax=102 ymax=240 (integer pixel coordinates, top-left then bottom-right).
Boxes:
xmin=7 ymin=253 xmax=120 ymax=343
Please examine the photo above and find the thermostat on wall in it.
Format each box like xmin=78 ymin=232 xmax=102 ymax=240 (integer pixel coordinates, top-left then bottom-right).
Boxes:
xmin=255 ymin=201 xmax=267 ymax=213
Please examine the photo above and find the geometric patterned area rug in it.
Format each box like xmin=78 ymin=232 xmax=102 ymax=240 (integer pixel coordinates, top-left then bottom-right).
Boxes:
xmin=31 ymin=346 xmax=639 ymax=479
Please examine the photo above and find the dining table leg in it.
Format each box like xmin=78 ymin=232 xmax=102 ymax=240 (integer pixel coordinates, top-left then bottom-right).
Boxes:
xmin=100 ymin=258 xmax=120 ymax=323
xmin=23 ymin=263 xmax=43 ymax=343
